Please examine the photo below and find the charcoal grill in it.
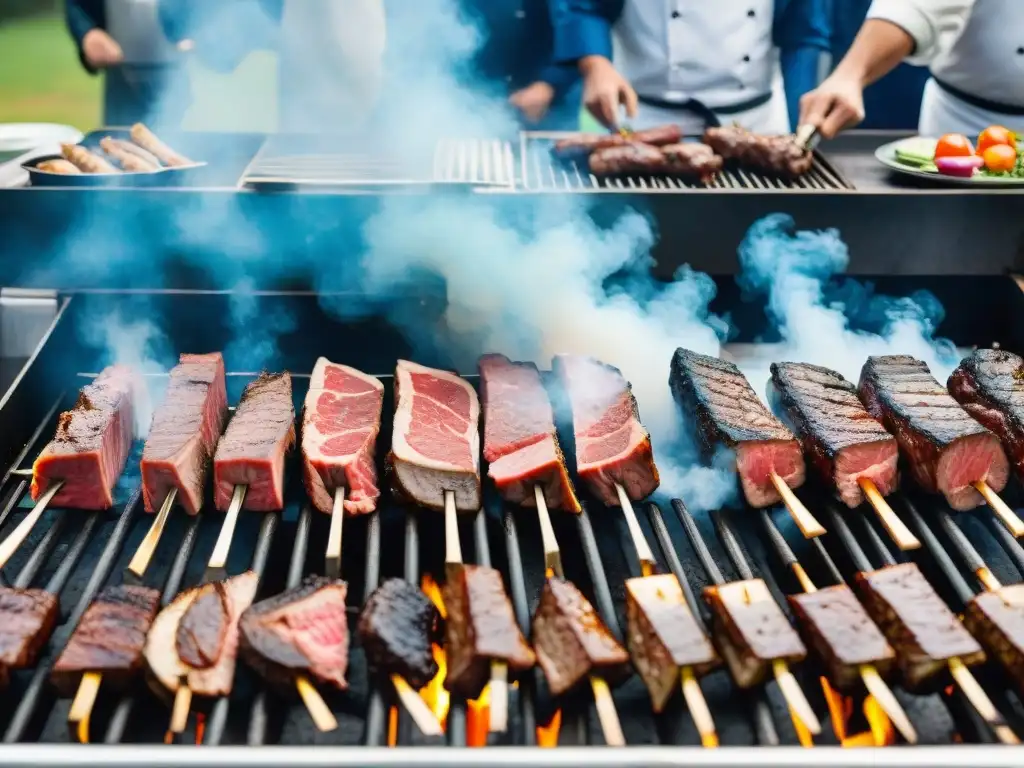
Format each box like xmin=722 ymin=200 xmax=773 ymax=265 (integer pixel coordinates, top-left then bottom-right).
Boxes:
xmin=1 ymin=285 xmax=1024 ymax=766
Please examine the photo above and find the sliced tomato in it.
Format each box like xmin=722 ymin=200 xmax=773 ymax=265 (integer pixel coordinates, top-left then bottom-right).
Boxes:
xmin=978 ymin=125 xmax=1016 ymax=154
xmin=934 ymin=133 xmax=975 ymax=159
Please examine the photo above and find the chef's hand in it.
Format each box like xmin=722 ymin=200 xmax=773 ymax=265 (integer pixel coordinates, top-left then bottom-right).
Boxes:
xmin=82 ymin=29 xmax=124 ymax=69
xmin=510 ymin=81 xmax=555 ymax=124
xmin=579 ymin=55 xmax=638 ymax=130
xmin=798 ymin=73 xmax=866 ymax=139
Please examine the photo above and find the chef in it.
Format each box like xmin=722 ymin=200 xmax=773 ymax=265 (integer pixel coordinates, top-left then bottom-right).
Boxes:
xmin=549 ymin=0 xmax=830 ymax=133
xmin=800 ymin=0 xmax=1024 ymax=137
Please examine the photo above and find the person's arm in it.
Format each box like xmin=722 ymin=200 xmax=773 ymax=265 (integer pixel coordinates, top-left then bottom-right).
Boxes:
xmin=65 ymin=0 xmax=108 ymax=73
xmin=538 ymin=64 xmax=579 ymax=99
xmin=865 ymin=0 xmax=975 ymax=65
xmin=774 ymin=0 xmax=831 ymax=130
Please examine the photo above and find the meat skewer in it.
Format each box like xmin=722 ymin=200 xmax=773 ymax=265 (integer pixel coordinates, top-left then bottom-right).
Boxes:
xmin=768 ymin=362 xmax=919 ymax=551
xmin=670 ymin=348 xmax=824 ymax=538
xmin=0 ymin=587 xmax=60 ymax=691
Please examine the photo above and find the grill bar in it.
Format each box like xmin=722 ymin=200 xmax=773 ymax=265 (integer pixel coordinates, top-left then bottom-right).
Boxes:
xmin=499 ymin=502 xmax=537 ymax=746
xmin=363 ymin=510 xmax=387 ymax=748
xmin=981 ymin=513 xmax=1024 ymax=575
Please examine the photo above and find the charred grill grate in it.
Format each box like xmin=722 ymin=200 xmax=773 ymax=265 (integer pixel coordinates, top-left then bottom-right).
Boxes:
xmin=519 ymin=132 xmax=854 ymax=192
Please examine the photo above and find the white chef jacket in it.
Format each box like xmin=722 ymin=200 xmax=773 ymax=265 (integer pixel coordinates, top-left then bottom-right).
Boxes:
xmin=611 ymin=0 xmax=791 ymax=133
xmin=867 ymin=0 xmax=1024 ymax=135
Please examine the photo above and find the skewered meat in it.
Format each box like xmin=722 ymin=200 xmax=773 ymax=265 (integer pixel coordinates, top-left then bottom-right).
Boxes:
xmin=858 ymin=355 xmax=1008 ymax=511
xmin=100 ymin=137 xmax=160 ymax=172
xmin=145 ymin=571 xmax=259 ymax=699
xmin=670 ymin=349 xmax=805 ymax=508
xmin=129 ymin=123 xmax=193 ymax=167
xmin=61 ymin=143 xmax=118 ymax=174
xmin=625 ymin=574 xmax=719 ymax=712
xmin=442 ymin=563 xmax=534 ymax=698
xmin=964 ymin=585 xmax=1024 ymax=697
xmin=554 ymin=124 xmax=683 ymax=157
xmin=589 ymin=141 xmax=722 ymax=181
xmin=479 ymin=354 xmax=580 ymax=513
xmin=769 ymin=362 xmax=898 ymax=508
xmin=32 ymin=366 xmax=140 ymax=510
xmin=358 ymin=578 xmax=441 ymax=689
xmin=704 ymin=579 xmax=806 ymax=688
xmin=531 ymin=577 xmax=629 ymax=696
xmin=554 ymin=355 xmax=659 ymax=506
xmin=214 ymin=372 xmax=295 ymax=512
xmin=51 ymin=585 xmax=160 ymax=696
xmin=36 ymin=159 xmax=81 ymax=175
xmin=302 ymin=358 xmax=383 ymax=515
xmin=856 ymin=563 xmax=984 ymax=690
xmin=703 ymin=125 xmax=813 ymax=178
xmin=0 ymin=588 xmax=59 ymax=687
xmin=788 ymin=584 xmax=896 ymax=692
xmin=948 ymin=349 xmax=1024 ymax=481
xmin=142 ymin=352 xmax=228 ymax=516
xmin=390 ymin=360 xmax=481 ymax=512
xmin=240 ymin=576 xmax=349 ymax=691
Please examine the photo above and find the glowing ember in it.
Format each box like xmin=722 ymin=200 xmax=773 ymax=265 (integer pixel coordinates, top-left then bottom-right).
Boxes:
xmin=820 ymin=678 xmax=896 ymax=747
xmin=195 ymin=713 xmax=205 ymax=745
xmin=420 ymin=575 xmax=451 ymax=729
xmin=467 ymin=683 xmax=491 ymax=746
xmin=536 ymin=709 xmax=562 ymax=747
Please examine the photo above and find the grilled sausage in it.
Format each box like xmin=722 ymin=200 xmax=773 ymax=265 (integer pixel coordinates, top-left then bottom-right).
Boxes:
xmin=661 ymin=143 xmax=723 ymax=182
xmin=60 ymin=144 xmax=118 ymax=174
xmin=100 ymin=137 xmax=161 ymax=172
xmin=589 ymin=142 xmax=668 ymax=175
xmin=129 ymin=123 xmax=193 ymax=167
xmin=554 ymin=132 xmax=629 ymax=158
xmin=703 ymin=125 xmax=813 ymax=179
xmin=631 ymin=124 xmax=684 ymax=146
xmin=36 ymin=159 xmax=82 ymax=175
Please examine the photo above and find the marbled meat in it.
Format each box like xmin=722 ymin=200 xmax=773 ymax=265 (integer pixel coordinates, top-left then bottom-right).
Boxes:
xmin=670 ymin=349 xmax=805 ymax=508
xmin=859 ymin=355 xmax=1008 ymax=511
xmin=963 ymin=584 xmax=1024 ymax=698
xmin=358 ymin=578 xmax=440 ymax=689
xmin=0 ymin=588 xmax=59 ymax=687
xmin=214 ymin=372 xmax=295 ymax=511
xmin=479 ymin=354 xmax=580 ymax=513
xmin=302 ymin=358 xmax=383 ymax=515
xmin=32 ymin=365 xmax=140 ymax=510
xmin=769 ymin=362 xmax=898 ymax=508
xmin=554 ymin=354 xmax=659 ymax=506
xmin=142 ymin=352 xmax=228 ymax=516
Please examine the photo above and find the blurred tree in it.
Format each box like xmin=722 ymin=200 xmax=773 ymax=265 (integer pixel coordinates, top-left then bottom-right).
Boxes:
xmin=0 ymin=0 xmax=59 ymax=23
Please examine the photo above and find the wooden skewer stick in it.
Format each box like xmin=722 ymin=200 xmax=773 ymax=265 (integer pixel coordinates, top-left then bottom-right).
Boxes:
xmin=589 ymin=675 xmax=625 ymax=746
xmin=768 ymin=473 xmax=824 ymax=539
xmin=0 ymin=480 xmax=63 ymax=570
xmin=68 ymin=671 xmax=102 ymax=743
xmin=391 ymin=674 xmax=443 ymax=737
xmin=533 ymin=485 xmax=563 ymax=578
xmin=126 ymin=488 xmax=177 ymax=582
xmin=772 ymin=658 xmax=821 ymax=736
xmin=205 ymin=484 xmax=246 ymax=582
xmin=976 ymin=566 xmax=1002 ymax=592
xmin=948 ymin=656 xmax=1020 ymax=745
xmin=614 ymin=483 xmax=656 ymax=577
xmin=858 ymin=478 xmax=920 ymax=551
xmin=973 ymin=481 xmax=1024 ymax=538
xmin=681 ymin=666 xmax=718 ymax=748
xmin=443 ymin=490 xmax=508 ymax=734
xmin=169 ymin=680 xmax=193 ymax=735
xmin=296 ymin=676 xmax=337 ymax=732
xmin=325 ymin=487 xmax=345 ymax=580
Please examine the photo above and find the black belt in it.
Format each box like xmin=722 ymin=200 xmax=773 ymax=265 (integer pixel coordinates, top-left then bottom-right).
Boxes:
xmin=934 ymin=77 xmax=1024 ymax=117
xmin=637 ymin=91 xmax=773 ymax=127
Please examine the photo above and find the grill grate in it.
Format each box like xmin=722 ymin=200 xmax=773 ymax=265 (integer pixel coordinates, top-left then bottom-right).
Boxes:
xmin=519 ymin=131 xmax=854 ymax=192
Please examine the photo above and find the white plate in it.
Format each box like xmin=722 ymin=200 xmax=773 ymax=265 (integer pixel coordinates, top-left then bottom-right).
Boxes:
xmin=875 ymin=136 xmax=1024 ymax=187
xmin=0 ymin=123 xmax=83 ymax=154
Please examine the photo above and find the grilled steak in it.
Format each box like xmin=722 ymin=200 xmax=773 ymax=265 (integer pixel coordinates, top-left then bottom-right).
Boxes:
xmin=32 ymin=366 xmax=140 ymax=510
xmin=948 ymin=349 xmax=1024 ymax=481
xmin=531 ymin=576 xmax=629 ymax=696
xmin=0 ymin=588 xmax=59 ymax=686
xmin=769 ymin=362 xmax=898 ymax=508
xmin=856 ymin=563 xmax=984 ymax=690
xmin=302 ymin=358 xmax=383 ymax=515
xmin=442 ymin=563 xmax=535 ymax=698
xmin=702 ymin=126 xmax=813 ymax=179
xmin=554 ymin=355 xmax=660 ymax=505
xmin=625 ymin=574 xmax=719 ymax=712
xmin=358 ymin=578 xmax=441 ymax=689
xmin=142 ymin=352 xmax=228 ymax=516
xmin=51 ymin=585 xmax=160 ymax=696
xmin=963 ymin=585 xmax=1024 ymax=697
xmin=788 ymin=584 xmax=896 ymax=692
xmin=703 ymin=579 xmax=806 ymax=688
xmin=670 ymin=349 xmax=805 ymax=508
xmin=214 ymin=372 xmax=295 ymax=512
xmin=479 ymin=354 xmax=580 ymax=513
xmin=859 ymin=355 xmax=1008 ymax=511
xmin=145 ymin=571 xmax=259 ymax=699
xmin=389 ymin=360 xmax=481 ymax=512
xmin=240 ymin=576 xmax=349 ymax=691
xmin=554 ymin=125 xmax=683 ymax=158
xmin=588 ymin=141 xmax=722 ymax=181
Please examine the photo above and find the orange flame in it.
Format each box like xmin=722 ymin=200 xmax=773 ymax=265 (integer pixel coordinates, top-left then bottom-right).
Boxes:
xmin=387 ymin=706 xmax=399 ymax=746
xmin=195 ymin=713 xmax=205 ymax=745
xmin=819 ymin=678 xmax=895 ymax=747
xmin=537 ymin=709 xmax=562 ymax=747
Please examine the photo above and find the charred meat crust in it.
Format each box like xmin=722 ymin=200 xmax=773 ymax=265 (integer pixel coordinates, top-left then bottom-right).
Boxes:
xmin=0 ymin=589 xmax=60 ymax=682
xmin=358 ymin=578 xmax=441 ymax=690
xmin=176 ymin=582 xmax=229 ymax=669
xmin=702 ymin=126 xmax=813 ymax=179
xmin=963 ymin=585 xmax=1024 ymax=698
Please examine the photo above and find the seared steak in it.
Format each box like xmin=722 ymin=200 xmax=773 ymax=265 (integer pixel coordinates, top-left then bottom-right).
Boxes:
xmin=702 ymin=126 xmax=813 ymax=179
xmin=856 ymin=563 xmax=985 ymax=690
xmin=963 ymin=585 xmax=1024 ymax=698
xmin=788 ymin=584 xmax=895 ymax=692
xmin=703 ymin=579 xmax=806 ymax=688
xmin=479 ymin=354 xmax=580 ymax=513
xmin=671 ymin=349 xmax=805 ymax=508
xmin=0 ymin=588 xmax=59 ymax=685
xmin=142 ymin=352 xmax=228 ymax=516
xmin=52 ymin=585 xmax=160 ymax=695
xmin=358 ymin=578 xmax=440 ymax=689
xmin=442 ymin=563 xmax=535 ymax=698
xmin=32 ymin=366 xmax=139 ymax=510
xmin=389 ymin=361 xmax=481 ymax=512
xmin=948 ymin=349 xmax=1024 ymax=481
xmin=553 ymin=354 xmax=660 ymax=506
xmin=531 ymin=577 xmax=629 ymax=696
xmin=240 ymin=576 xmax=349 ymax=691
xmin=176 ymin=582 xmax=229 ymax=669
xmin=625 ymin=574 xmax=719 ymax=712
xmin=859 ymin=355 xmax=1008 ymax=511
xmin=769 ymin=362 xmax=898 ymax=508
